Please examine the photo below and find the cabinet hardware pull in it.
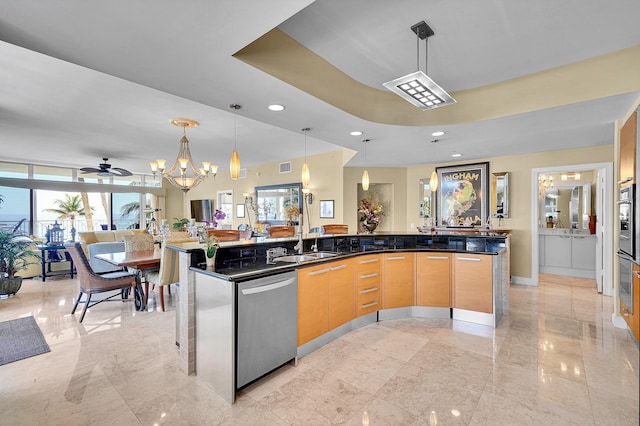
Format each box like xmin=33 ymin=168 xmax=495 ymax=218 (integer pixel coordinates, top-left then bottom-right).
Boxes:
xmin=360 ymin=287 xmax=378 ymax=294
xmin=457 ymin=257 xmax=480 ymax=262
xmin=309 ymin=268 xmax=330 ymax=276
xmin=618 ymin=177 xmax=633 ymax=185
xmin=241 ymin=278 xmax=296 ymax=295
xmin=361 ymin=301 xmax=378 ymax=309
xmin=360 ymin=258 xmax=378 ymax=264
xmin=633 ymin=271 xmax=640 ymax=278
xmin=330 ymin=264 xmax=347 ymax=271
xmin=360 ymin=272 xmax=379 ymax=279
xmin=387 ymin=256 xmax=406 ymax=260
xmin=427 ymin=256 xmax=448 ymax=259
xmin=617 ymin=200 xmax=631 ymax=205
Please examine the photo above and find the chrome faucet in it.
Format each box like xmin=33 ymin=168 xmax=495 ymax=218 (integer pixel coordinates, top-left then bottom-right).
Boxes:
xmin=294 ymin=228 xmax=304 ymax=254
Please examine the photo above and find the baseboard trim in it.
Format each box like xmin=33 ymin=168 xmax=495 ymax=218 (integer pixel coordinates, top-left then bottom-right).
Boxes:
xmin=511 ymin=276 xmax=536 ymax=286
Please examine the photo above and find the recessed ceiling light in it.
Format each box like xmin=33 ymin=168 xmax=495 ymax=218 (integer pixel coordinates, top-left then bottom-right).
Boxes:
xmin=452 ymin=153 xmax=462 ymax=157
xmin=431 ymin=131 xmax=445 ymax=137
xmin=350 ymin=131 xmax=363 ymax=136
xmin=268 ymin=104 xmax=285 ymax=111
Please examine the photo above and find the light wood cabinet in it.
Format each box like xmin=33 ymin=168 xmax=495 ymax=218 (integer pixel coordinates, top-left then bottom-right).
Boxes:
xmin=619 ymin=111 xmax=636 ymax=185
xmin=356 ymin=254 xmax=381 ymax=316
xmin=298 ymin=258 xmax=355 ymax=346
xmin=382 ymin=253 xmax=415 ymax=308
xmin=328 ymin=259 xmax=355 ymax=330
xmin=621 ymin=264 xmax=640 ymax=342
xmin=416 ymin=253 xmax=451 ymax=307
xmin=297 ymin=263 xmax=330 ymax=346
xmin=453 ymin=253 xmax=493 ymax=314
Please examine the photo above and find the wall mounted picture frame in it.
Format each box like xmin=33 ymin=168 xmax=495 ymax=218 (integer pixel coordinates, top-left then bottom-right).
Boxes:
xmin=236 ymin=204 xmax=245 ymax=218
xmin=320 ymin=200 xmax=335 ymax=218
xmin=435 ymin=162 xmax=489 ymax=227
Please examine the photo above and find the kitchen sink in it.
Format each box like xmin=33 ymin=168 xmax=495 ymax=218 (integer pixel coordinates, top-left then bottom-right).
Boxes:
xmin=309 ymin=252 xmax=338 ymax=258
xmin=273 ymin=252 xmax=339 ymax=263
xmin=274 ymin=254 xmax=318 ymax=263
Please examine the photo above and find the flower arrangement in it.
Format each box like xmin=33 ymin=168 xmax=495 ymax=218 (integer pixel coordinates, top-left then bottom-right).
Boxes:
xmin=358 ymin=194 xmax=384 ymax=226
xmin=203 ymin=208 xmax=227 ymax=229
xmin=284 ymin=204 xmax=299 ymax=225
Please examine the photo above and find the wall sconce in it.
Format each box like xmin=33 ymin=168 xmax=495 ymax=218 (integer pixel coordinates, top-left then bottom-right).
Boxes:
xmin=302 ymin=188 xmax=313 ymax=204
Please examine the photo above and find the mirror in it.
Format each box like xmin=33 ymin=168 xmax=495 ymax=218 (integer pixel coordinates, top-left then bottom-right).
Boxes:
xmin=491 ymin=172 xmax=509 ymax=218
xmin=419 ymin=179 xmax=433 ymax=222
xmin=255 ymin=183 xmax=302 ymax=225
xmin=543 ymin=182 xmax=591 ymax=229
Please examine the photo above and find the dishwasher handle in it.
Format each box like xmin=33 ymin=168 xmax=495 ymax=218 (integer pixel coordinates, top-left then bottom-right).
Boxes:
xmin=241 ymin=278 xmax=296 ymax=295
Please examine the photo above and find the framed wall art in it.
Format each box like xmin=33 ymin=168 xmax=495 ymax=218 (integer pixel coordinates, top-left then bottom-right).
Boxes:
xmin=236 ymin=204 xmax=245 ymax=218
xmin=435 ymin=162 xmax=489 ymax=227
xmin=319 ymin=200 xmax=335 ymax=219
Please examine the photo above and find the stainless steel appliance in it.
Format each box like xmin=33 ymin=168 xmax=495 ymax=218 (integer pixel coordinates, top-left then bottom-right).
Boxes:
xmin=618 ymin=184 xmax=635 ymax=259
xmin=618 ymin=254 xmax=634 ymax=315
xmin=236 ymin=271 xmax=297 ymax=389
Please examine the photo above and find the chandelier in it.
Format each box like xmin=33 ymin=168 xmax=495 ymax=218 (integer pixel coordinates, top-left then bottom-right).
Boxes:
xmin=150 ymin=118 xmax=217 ymax=193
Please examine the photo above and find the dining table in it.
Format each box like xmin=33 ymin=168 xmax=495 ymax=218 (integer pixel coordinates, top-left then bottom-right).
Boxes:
xmin=94 ymin=249 xmax=161 ymax=311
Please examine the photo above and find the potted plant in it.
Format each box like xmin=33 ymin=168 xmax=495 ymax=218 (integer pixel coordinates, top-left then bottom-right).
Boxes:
xmin=0 ymin=229 xmax=40 ymax=296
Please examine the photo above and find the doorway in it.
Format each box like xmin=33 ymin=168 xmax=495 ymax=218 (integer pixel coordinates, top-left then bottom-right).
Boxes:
xmin=531 ymin=162 xmax=613 ymax=295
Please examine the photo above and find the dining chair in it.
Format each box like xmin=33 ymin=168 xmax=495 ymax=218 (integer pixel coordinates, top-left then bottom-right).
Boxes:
xmin=207 ymin=229 xmax=242 ymax=241
xmin=267 ymin=226 xmax=295 ymax=237
xmin=322 ymin=224 xmax=349 ymax=234
xmin=123 ymin=233 xmax=155 ymax=252
xmin=144 ymin=244 xmax=180 ymax=312
xmin=123 ymin=233 xmax=158 ymax=301
xmin=66 ymin=243 xmax=140 ymax=322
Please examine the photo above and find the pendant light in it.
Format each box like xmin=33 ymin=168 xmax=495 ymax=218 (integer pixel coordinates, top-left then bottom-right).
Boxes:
xmin=229 ymin=104 xmax=241 ymax=180
xmin=362 ymin=139 xmax=370 ymax=191
xmin=301 ymin=128 xmax=310 ymax=188
xmin=429 ymin=139 xmax=438 ymax=191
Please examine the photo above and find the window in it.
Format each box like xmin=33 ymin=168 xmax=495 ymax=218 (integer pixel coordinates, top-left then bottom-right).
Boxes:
xmin=0 ymin=186 xmax=31 ymax=234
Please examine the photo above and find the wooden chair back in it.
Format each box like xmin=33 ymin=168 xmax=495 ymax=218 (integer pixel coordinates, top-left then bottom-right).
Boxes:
xmin=322 ymin=224 xmax=349 ymax=234
xmin=207 ymin=229 xmax=241 ymax=241
xmin=267 ymin=226 xmax=295 ymax=237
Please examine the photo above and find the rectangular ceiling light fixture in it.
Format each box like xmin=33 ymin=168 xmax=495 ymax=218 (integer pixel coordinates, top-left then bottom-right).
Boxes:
xmin=384 ymin=20 xmax=456 ymax=111
xmin=383 ymin=71 xmax=456 ymax=110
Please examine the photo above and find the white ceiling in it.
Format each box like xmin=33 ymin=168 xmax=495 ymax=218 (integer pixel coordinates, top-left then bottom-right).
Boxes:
xmin=0 ymin=0 xmax=638 ymax=175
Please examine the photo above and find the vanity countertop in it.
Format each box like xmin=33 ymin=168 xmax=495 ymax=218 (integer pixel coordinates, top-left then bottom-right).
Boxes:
xmin=538 ymin=228 xmax=594 ymax=236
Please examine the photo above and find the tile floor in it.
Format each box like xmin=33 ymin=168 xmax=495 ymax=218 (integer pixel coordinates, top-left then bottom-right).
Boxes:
xmin=0 ymin=274 xmax=638 ymax=425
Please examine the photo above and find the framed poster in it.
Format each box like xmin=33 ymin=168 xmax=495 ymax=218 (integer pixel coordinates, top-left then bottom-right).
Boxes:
xmin=320 ymin=200 xmax=335 ymax=218
xmin=236 ymin=204 xmax=245 ymax=218
xmin=436 ymin=162 xmax=489 ymax=226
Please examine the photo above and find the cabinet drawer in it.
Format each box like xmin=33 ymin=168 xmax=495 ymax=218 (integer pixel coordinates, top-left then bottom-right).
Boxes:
xmin=357 ymin=270 xmax=380 ymax=288
xmin=356 ymin=254 xmax=381 ymax=275
xmin=357 ymin=286 xmax=380 ymax=316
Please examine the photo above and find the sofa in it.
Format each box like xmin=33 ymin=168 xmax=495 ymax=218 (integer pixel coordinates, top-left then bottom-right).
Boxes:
xmin=78 ymin=230 xmax=137 ymax=250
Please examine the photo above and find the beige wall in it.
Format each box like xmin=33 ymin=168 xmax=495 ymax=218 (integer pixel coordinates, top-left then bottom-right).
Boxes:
xmin=406 ymin=145 xmax=614 ymax=280
xmin=166 ymin=149 xmax=352 ymax=231
xmin=343 ymin=167 xmax=408 ymax=233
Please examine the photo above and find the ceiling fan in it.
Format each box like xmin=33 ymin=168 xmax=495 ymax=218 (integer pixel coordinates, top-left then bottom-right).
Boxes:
xmin=80 ymin=157 xmax=133 ymax=177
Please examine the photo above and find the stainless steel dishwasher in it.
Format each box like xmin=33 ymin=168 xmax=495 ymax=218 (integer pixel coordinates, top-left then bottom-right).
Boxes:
xmin=236 ymin=271 xmax=298 ymax=389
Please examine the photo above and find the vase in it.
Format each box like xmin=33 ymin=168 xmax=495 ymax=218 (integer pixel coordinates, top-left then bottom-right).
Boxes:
xmin=0 ymin=277 xmax=23 ymax=296
xmin=361 ymin=222 xmax=378 ymax=233
xmin=205 ymin=254 xmax=216 ymax=269
xmin=589 ymin=215 xmax=596 ymax=235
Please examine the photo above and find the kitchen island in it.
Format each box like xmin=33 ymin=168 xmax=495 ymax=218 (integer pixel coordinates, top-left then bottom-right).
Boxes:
xmin=167 ymin=231 xmax=510 ymax=403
